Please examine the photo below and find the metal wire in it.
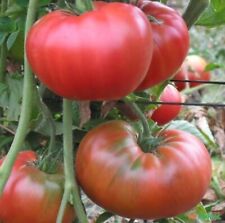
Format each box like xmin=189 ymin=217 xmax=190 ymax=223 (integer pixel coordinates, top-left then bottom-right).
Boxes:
xmin=140 ymin=101 xmax=225 ymax=107
xmin=171 ymin=79 xmax=225 ymax=85
xmin=142 ymin=79 xmax=225 ymax=107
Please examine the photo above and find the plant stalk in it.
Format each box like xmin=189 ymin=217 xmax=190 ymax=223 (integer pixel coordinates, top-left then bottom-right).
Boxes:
xmin=182 ymin=0 xmax=209 ymax=29
xmin=0 ymin=0 xmax=38 ymax=194
xmin=123 ymin=98 xmax=151 ymax=138
xmin=57 ymin=99 xmax=88 ymax=223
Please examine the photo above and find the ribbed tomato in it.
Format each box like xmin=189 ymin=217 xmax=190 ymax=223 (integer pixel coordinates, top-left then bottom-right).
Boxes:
xmin=76 ymin=120 xmax=211 ymax=219
xmin=0 ymin=151 xmax=75 ymax=223
xmin=26 ymin=2 xmax=153 ymax=100
xmin=136 ymin=1 xmax=189 ymax=91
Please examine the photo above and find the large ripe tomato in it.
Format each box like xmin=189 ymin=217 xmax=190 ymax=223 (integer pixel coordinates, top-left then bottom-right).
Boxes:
xmin=148 ymin=84 xmax=182 ymax=125
xmin=26 ymin=2 xmax=153 ymax=100
xmin=0 ymin=151 xmax=75 ymax=223
xmin=174 ymin=55 xmax=211 ymax=91
xmin=136 ymin=1 xmax=189 ymax=91
xmin=76 ymin=120 xmax=211 ymax=219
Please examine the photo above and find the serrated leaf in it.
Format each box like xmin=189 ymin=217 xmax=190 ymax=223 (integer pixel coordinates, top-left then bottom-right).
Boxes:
xmin=95 ymin=211 xmax=114 ymax=223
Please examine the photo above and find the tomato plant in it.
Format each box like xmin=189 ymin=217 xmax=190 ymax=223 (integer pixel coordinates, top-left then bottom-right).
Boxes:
xmin=174 ymin=55 xmax=211 ymax=91
xmin=148 ymin=84 xmax=182 ymax=125
xmin=0 ymin=151 xmax=75 ymax=223
xmin=26 ymin=2 xmax=153 ymax=100
xmin=117 ymin=85 xmax=182 ymax=125
xmin=136 ymin=1 xmax=189 ymax=91
xmin=76 ymin=120 xmax=212 ymax=220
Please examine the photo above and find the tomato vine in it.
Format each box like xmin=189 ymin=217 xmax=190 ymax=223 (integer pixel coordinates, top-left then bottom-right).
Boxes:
xmin=57 ymin=99 xmax=88 ymax=223
xmin=0 ymin=0 xmax=38 ymax=194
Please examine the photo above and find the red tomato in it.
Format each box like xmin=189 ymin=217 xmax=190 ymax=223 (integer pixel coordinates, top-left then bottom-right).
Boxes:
xmin=174 ymin=55 xmax=211 ymax=91
xmin=148 ymin=84 xmax=182 ymax=125
xmin=76 ymin=120 xmax=211 ymax=219
xmin=136 ymin=1 xmax=189 ymax=91
xmin=26 ymin=2 xmax=153 ymax=100
xmin=0 ymin=151 xmax=75 ymax=223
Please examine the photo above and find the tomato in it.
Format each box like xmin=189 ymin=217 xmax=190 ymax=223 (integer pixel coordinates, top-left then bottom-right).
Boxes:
xmin=26 ymin=2 xmax=153 ymax=100
xmin=0 ymin=151 xmax=75 ymax=223
xmin=136 ymin=1 xmax=189 ymax=91
xmin=147 ymin=84 xmax=182 ymax=125
xmin=76 ymin=120 xmax=211 ymax=219
xmin=174 ymin=55 xmax=211 ymax=91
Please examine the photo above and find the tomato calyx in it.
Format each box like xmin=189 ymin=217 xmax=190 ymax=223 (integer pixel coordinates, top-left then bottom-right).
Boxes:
xmin=147 ymin=15 xmax=163 ymax=25
xmin=139 ymin=134 xmax=163 ymax=153
xmin=37 ymin=153 xmax=63 ymax=175
xmin=64 ymin=0 xmax=94 ymax=15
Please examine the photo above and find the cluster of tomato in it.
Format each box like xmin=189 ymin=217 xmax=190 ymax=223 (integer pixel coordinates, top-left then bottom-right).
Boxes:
xmin=0 ymin=0 xmax=212 ymax=222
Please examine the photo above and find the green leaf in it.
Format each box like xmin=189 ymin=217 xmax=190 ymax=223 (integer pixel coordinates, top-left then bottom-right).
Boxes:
xmin=95 ymin=211 xmax=114 ymax=223
xmin=0 ymin=32 xmax=8 ymax=45
xmin=7 ymin=75 xmax=23 ymax=121
xmin=0 ymin=16 xmax=17 ymax=33
xmin=15 ymin=0 xmax=29 ymax=7
xmin=176 ymin=203 xmax=211 ymax=223
xmin=166 ymin=120 xmax=207 ymax=143
xmin=0 ymin=82 xmax=9 ymax=108
xmin=211 ymin=0 xmax=225 ymax=11
xmin=0 ymin=135 xmax=13 ymax=149
xmin=197 ymin=0 xmax=225 ymax=27
xmin=205 ymin=62 xmax=223 ymax=71
xmin=0 ymin=75 xmax=24 ymax=121
xmin=6 ymin=30 xmax=20 ymax=50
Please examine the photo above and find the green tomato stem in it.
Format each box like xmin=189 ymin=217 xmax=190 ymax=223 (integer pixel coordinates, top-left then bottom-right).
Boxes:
xmin=182 ymin=0 xmax=209 ymax=29
xmin=57 ymin=99 xmax=88 ymax=223
xmin=0 ymin=0 xmax=38 ymax=194
xmin=123 ymin=99 xmax=151 ymax=138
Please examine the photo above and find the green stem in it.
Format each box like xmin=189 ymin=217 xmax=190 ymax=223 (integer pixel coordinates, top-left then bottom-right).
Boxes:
xmin=0 ymin=0 xmax=38 ymax=195
xmin=57 ymin=99 xmax=88 ymax=223
xmin=182 ymin=0 xmax=209 ymax=29
xmin=124 ymin=99 xmax=151 ymax=138
xmin=75 ymin=0 xmax=93 ymax=14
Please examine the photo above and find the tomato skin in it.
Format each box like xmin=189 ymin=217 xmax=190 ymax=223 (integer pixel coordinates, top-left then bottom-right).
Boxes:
xmin=174 ymin=55 xmax=211 ymax=91
xmin=136 ymin=1 xmax=189 ymax=91
xmin=26 ymin=2 xmax=153 ymax=100
xmin=0 ymin=151 xmax=75 ymax=223
xmin=148 ymin=84 xmax=182 ymax=125
xmin=76 ymin=121 xmax=211 ymax=219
